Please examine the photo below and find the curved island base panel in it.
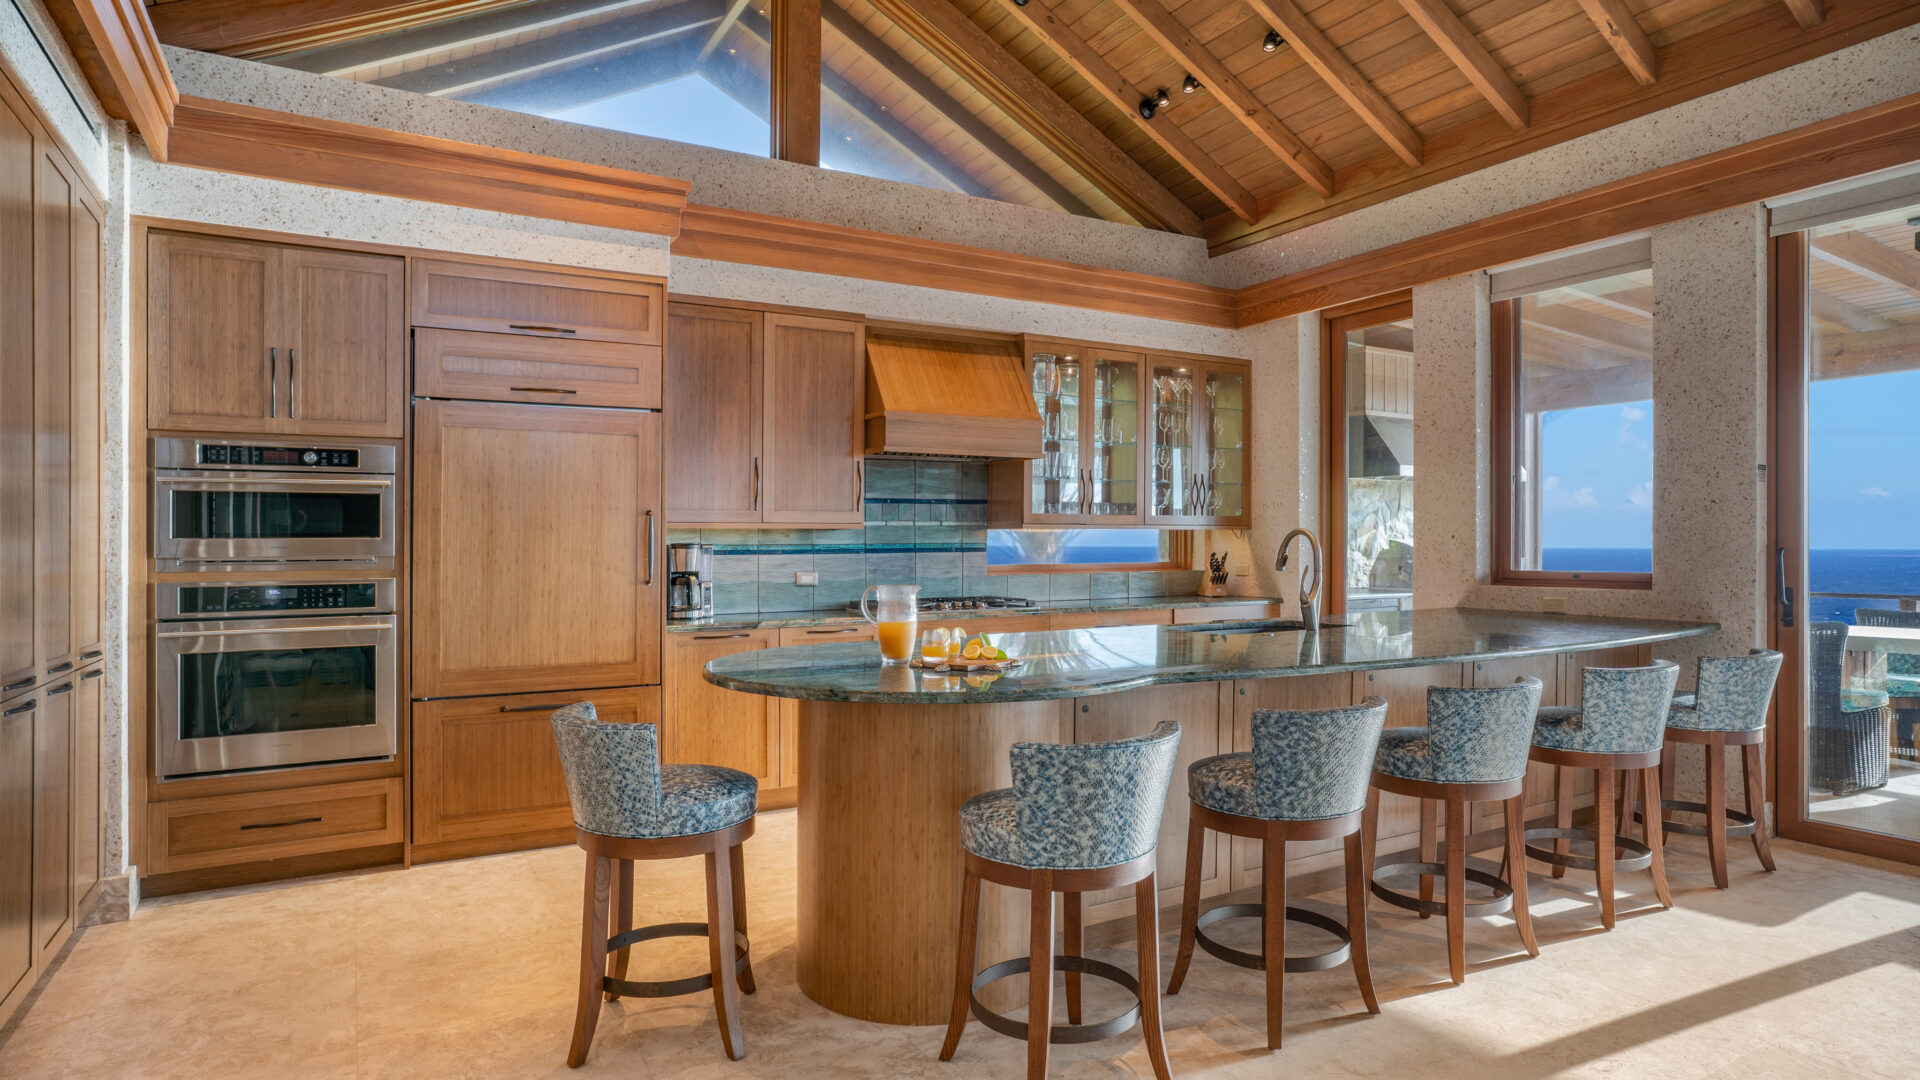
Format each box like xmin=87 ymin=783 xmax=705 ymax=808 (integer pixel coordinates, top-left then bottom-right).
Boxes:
xmin=710 ymin=611 xmax=1717 ymax=1025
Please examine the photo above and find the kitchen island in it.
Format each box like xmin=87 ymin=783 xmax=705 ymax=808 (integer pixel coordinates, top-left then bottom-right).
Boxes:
xmin=706 ymin=609 xmax=1715 ymax=1025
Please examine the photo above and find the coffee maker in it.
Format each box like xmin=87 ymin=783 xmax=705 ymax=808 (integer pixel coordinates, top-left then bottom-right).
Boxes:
xmin=668 ymin=543 xmax=714 ymax=618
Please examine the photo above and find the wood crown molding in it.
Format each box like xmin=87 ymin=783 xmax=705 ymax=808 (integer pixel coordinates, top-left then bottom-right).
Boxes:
xmin=1235 ymin=88 xmax=1920 ymax=327
xmin=166 ymin=96 xmax=690 ymax=237
xmin=672 ymin=203 xmax=1237 ymax=328
xmin=42 ymin=0 xmax=178 ymax=158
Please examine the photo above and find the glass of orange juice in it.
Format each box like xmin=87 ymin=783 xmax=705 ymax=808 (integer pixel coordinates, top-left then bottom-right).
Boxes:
xmin=860 ymin=584 xmax=921 ymax=666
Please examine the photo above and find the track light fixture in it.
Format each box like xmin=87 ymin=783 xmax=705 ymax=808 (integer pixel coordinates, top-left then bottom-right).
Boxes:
xmin=1013 ymin=0 xmax=1029 ymax=6
xmin=1138 ymin=88 xmax=1171 ymax=119
xmin=1182 ymin=74 xmax=1202 ymax=94
xmin=1263 ymin=29 xmax=1285 ymax=52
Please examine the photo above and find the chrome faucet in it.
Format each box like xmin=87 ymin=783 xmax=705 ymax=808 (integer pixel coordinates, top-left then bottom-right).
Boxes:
xmin=1277 ymin=528 xmax=1323 ymax=633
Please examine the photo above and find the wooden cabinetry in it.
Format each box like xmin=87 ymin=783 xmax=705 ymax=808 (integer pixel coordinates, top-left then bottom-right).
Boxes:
xmin=413 ymin=328 xmax=660 ymax=409
xmin=411 ymin=687 xmax=657 ymax=860
xmin=667 ymin=630 xmax=782 ymax=795
xmin=72 ymin=666 xmax=102 ymax=915
xmin=0 ymin=689 xmax=36 ymax=1021
xmin=32 ymin=678 xmax=72 ymax=971
xmin=990 ymin=337 xmax=1145 ymax=526
xmin=412 ymin=399 xmax=663 ymax=698
xmin=1144 ymin=357 xmax=1249 ymax=527
xmin=147 ymin=231 xmax=405 ymax=436
xmin=146 ymin=778 xmax=406 ymax=876
xmin=664 ymin=301 xmax=864 ymax=527
xmin=0 ymin=89 xmax=29 ymax=700
xmin=409 ymin=258 xmax=661 ymax=345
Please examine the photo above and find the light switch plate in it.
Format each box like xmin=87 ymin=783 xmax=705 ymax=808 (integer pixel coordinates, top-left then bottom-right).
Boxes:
xmin=796 ymin=571 xmax=819 ymax=587
xmin=1540 ymin=596 xmax=1568 ymax=613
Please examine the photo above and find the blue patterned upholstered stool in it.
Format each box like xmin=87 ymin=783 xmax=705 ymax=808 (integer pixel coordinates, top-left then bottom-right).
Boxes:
xmin=939 ymin=721 xmax=1182 ymax=1080
xmin=550 ymin=702 xmax=760 ymax=1067
xmin=1363 ymin=678 xmax=1543 ymax=985
xmin=1166 ymin=697 xmax=1388 ymax=1050
xmin=1644 ymin=650 xmax=1783 ymax=889
xmin=1513 ymin=660 xmax=1679 ymax=930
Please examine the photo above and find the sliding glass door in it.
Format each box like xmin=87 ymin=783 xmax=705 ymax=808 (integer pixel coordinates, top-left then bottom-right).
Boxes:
xmin=1773 ymin=208 xmax=1920 ymax=863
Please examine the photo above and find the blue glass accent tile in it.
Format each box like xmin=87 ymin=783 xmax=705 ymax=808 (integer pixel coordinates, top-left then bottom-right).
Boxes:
xmin=866 ymin=459 xmax=918 ymax=498
xmin=1049 ymin=574 xmax=1092 ymax=601
xmin=866 ymin=552 xmax=915 ymax=586
xmin=961 ymin=526 xmax=988 ymax=551
xmin=863 ymin=524 xmax=915 ymax=551
xmin=916 ymin=552 xmax=962 ymax=597
xmin=812 ymin=528 xmax=866 ymax=552
xmin=916 ymin=460 xmax=960 ymax=497
xmin=1091 ymin=572 xmax=1130 ymax=599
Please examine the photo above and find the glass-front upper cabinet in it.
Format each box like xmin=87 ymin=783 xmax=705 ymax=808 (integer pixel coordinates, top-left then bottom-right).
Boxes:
xmin=1005 ymin=338 xmax=1144 ymax=524
xmin=1145 ymin=356 xmax=1249 ymax=527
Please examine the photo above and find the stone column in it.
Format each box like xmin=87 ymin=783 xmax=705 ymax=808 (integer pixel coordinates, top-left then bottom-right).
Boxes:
xmin=1412 ymin=272 xmax=1492 ymax=609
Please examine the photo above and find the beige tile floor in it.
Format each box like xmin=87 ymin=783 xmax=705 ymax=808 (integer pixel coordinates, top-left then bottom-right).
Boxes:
xmin=3 ymin=808 xmax=1919 ymax=1080
xmin=1811 ymin=757 xmax=1920 ymax=839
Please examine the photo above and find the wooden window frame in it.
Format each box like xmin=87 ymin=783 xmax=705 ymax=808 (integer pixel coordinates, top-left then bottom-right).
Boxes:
xmin=1490 ymin=296 xmax=1653 ymax=590
xmin=1321 ymin=292 xmax=1413 ymax=617
xmin=986 ymin=530 xmax=1193 ymax=576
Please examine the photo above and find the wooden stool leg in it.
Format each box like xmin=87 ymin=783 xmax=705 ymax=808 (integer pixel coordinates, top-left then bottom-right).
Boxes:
xmin=1063 ymin=891 xmax=1084 ymax=1025
xmin=706 ymin=843 xmax=746 ymax=1061
xmin=1618 ymin=769 xmax=1640 ymax=850
xmin=1445 ymin=794 xmax=1467 ymax=984
xmin=1027 ymin=871 xmax=1055 ymax=1080
xmin=1419 ymin=798 xmax=1438 ymax=917
xmin=1594 ymin=767 xmax=1617 ymax=930
xmin=1361 ymin=786 xmax=1382 ymax=911
xmin=729 ymin=843 xmax=757 ymax=994
xmin=1642 ymin=765 xmax=1672 ymax=908
xmin=604 ymin=859 xmax=633 ymax=1001
xmin=1660 ymin=745 xmax=1677 ymax=825
xmin=1744 ymin=742 xmax=1778 ymax=872
xmin=939 ymin=869 xmax=982 ymax=1062
xmin=1135 ymin=872 xmax=1173 ymax=1080
xmin=1262 ymin=830 xmax=1287 ymax=1050
xmin=1344 ymin=829 xmax=1379 ymax=1014
xmin=1167 ymin=815 xmax=1205 ymax=995
xmin=1706 ymin=742 xmax=1730 ymax=889
xmin=567 ymin=854 xmax=611 ymax=1069
xmin=1552 ymin=766 xmax=1574 ymax=880
xmin=1504 ymin=794 xmax=1538 ymax=958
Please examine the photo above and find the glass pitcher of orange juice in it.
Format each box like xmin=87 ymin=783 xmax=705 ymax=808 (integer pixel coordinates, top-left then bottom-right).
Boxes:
xmin=859 ymin=584 xmax=921 ymax=666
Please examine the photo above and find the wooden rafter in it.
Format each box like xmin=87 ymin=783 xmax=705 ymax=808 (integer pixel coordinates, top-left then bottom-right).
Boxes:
xmin=150 ymin=0 xmax=531 ymax=60
xmin=1523 ymin=303 xmax=1649 ymax=356
xmin=1397 ymin=0 xmax=1526 ymax=131
xmin=1576 ymin=0 xmax=1657 ymax=86
xmin=1103 ymin=0 xmax=1334 ymax=196
xmin=43 ymin=0 xmax=178 ymax=157
xmin=1784 ymin=0 xmax=1825 ymax=29
xmin=1244 ymin=0 xmax=1421 ymax=166
xmin=279 ymin=0 xmax=652 ymax=77
xmin=700 ymin=0 xmax=756 ymax=60
xmin=1811 ymin=231 xmax=1920 ymax=296
xmin=367 ymin=3 xmax=717 ymax=97
xmin=989 ymin=0 xmax=1258 ymax=223
xmin=865 ymin=0 xmax=1201 ymax=233
xmin=1811 ymin=290 xmax=1897 ymax=332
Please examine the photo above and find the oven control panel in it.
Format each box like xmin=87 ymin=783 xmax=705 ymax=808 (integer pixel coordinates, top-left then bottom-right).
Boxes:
xmin=161 ymin=580 xmax=395 ymax=619
xmin=199 ymin=444 xmax=359 ymax=468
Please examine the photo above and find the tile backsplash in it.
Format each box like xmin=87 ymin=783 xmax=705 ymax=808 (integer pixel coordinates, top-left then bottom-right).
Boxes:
xmin=668 ymin=459 xmax=1201 ymax=614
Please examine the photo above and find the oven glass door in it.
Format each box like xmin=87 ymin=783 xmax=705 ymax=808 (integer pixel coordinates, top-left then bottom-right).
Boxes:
xmin=155 ymin=473 xmax=395 ymax=567
xmin=156 ymin=616 xmax=397 ymax=778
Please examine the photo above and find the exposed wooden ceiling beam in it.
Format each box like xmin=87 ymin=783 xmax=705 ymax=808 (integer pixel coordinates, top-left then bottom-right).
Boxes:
xmin=1397 ymin=0 xmax=1526 ymax=131
xmin=369 ymin=3 xmax=716 ymax=97
xmin=1784 ymin=0 xmax=1825 ymax=29
xmin=1811 ymin=231 xmax=1920 ymax=296
xmin=1523 ymin=303 xmax=1650 ymax=356
xmin=1524 ymin=359 xmax=1648 ymax=411
xmin=1576 ymin=0 xmax=1657 ymax=86
xmin=42 ymin=0 xmax=178 ymax=158
xmin=1816 ymin=321 xmax=1920 ymax=379
xmin=866 ymin=0 xmax=1201 ymax=234
xmin=150 ymin=0 xmax=532 ymax=60
xmin=1561 ymin=283 xmax=1652 ymax=319
xmin=279 ymin=0 xmax=653 ymax=77
xmin=1811 ymin=289 xmax=1897 ymax=332
xmin=1103 ymin=0 xmax=1334 ymax=196
xmin=989 ymin=0 xmax=1258 ymax=224
xmin=1243 ymin=0 xmax=1421 ymax=166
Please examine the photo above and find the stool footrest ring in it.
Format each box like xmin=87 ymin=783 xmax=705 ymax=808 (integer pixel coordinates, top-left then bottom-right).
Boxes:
xmin=602 ymin=921 xmax=751 ymax=999
xmin=1521 ymin=827 xmax=1653 ymax=872
xmin=1641 ymin=800 xmax=1757 ymax=838
xmin=1193 ymin=902 xmax=1352 ymax=973
xmin=968 ymin=955 xmax=1143 ymax=1045
xmin=1370 ymin=856 xmax=1513 ymax=918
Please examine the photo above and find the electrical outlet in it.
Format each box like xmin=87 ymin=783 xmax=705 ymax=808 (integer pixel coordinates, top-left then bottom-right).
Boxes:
xmin=1541 ymin=596 xmax=1568 ymax=614
xmin=796 ymin=571 xmax=818 ymax=587
xmin=1230 ymin=559 xmax=1250 ymax=577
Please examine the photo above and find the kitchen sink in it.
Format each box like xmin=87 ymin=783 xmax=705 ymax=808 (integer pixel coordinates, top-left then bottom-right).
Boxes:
xmin=1183 ymin=618 xmax=1351 ymax=635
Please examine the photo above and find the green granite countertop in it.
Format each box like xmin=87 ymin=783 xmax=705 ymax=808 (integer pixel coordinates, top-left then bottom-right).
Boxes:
xmin=702 ymin=608 xmax=1717 ymax=704
xmin=666 ymin=594 xmax=1285 ymax=633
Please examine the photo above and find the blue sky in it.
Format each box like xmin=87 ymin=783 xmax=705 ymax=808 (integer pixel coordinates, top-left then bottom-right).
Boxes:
xmin=1539 ymin=399 xmax=1654 ymax=550
xmin=1808 ymin=369 xmax=1920 ymax=550
xmin=552 ymin=76 xmax=770 ymax=156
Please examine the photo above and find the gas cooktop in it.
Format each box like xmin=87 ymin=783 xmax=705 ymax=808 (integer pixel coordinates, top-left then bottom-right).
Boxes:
xmin=844 ymin=595 xmax=1038 ymax=613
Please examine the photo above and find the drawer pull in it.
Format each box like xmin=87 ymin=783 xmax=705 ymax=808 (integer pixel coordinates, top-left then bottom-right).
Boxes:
xmin=240 ymin=816 xmax=323 ymax=831
xmin=3 ymin=676 xmax=34 ymax=692
xmin=509 ymin=324 xmax=576 ymax=335
xmin=509 ymin=386 xmax=578 ymax=395
xmin=80 ymin=669 xmax=104 ymax=681
xmin=46 ymin=661 xmax=73 ymax=675
xmin=80 ymin=650 xmax=103 ymax=661
xmin=47 ymin=682 xmax=74 ymax=696
xmin=499 ymin=701 xmax=580 ymax=713
xmin=693 ymin=633 xmax=751 ymax=640
xmin=3 ymin=700 xmax=35 ymax=716
xmin=806 ymin=627 xmax=861 ymax=635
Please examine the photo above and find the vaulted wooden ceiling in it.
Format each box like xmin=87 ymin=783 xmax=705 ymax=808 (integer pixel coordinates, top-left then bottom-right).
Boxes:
xmin=144 ymin=0 xmax=1920 ymax=252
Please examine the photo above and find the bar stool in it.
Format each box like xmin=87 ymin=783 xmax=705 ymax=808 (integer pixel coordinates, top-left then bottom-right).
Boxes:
xmin=1642 ymin=649 xmax=1784 ymax=889
xmin=550 ymin=702 xmax=759 ymax=1067
xmin=1363 ymin=678 xmax=1543 ymax=985
xmin=939 ymin=721 xmax=1182 ymax=1080
xmin=1517 ymin=660 xmax=1679 ymax=929
xmin=1167 ymin=697 xmax=1389 ymax=1050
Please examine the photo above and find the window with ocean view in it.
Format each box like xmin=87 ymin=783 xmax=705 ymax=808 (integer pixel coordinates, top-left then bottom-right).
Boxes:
xmin=1496 ymin=266 xmax=1655 ymax=582
xmin=986 ymin=529 xmax=1175 ymax=570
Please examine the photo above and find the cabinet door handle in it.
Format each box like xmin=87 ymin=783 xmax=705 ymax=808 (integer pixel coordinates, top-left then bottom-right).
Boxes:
xmin=45 ymin=661 xmax=73 ymax=675
xmin=855 ymin=459 xmax=863 ymax=511
xmin=644 ymin=510 xmax=655 ymax=586
xmin=752 ymin=457 xmax=761 ymax=511
xmin=80 ymin=669 xmax=103 ymax=681
xmin=693 ymin=633 xmax=751 ymax=640
xmin=509 ymin=324 xmax=576 ymax=335
xmin=805 ymin=627 xmax=861 ymax=635
xmin=289 ymin=349 xmax=297 ymax=419
xmin=498 ymin=701 xmax=581 ymax=713
xmin=268 ymin=348 xmax=277 ymax=418
xmin=508 ymin=386 xmax=578 ymax=395
xmin=80 ymin=650 xmax=102 ymax=661
xmin=240 ymin=817 xmax=322 ymax=831
xmin=3 ymin=699 xmax=36 ymax=716
xmin=2 ymin=676 xmax=34 ymax=692
xmin=46 ymin=682 xmax=74 ymax=696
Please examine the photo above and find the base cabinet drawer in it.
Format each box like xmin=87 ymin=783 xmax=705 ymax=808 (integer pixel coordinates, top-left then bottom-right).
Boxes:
xmin=412 ymin=686 xmax=658 ymax=855
xmin=146 ymin=778 xmax=405 ymax=876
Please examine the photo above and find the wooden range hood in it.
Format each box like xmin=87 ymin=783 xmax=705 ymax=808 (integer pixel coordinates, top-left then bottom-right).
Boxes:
xmin=863 ymin=335 xmax=1041 ymax=459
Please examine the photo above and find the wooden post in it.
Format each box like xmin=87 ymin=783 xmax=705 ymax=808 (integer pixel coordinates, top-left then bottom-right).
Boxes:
xmin=771 ymin=0 xmax=820 ymax=165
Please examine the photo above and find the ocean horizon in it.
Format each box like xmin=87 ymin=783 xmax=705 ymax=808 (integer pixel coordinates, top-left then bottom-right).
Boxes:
xmin=1546 ymin=547 xmax=1920 ymax=623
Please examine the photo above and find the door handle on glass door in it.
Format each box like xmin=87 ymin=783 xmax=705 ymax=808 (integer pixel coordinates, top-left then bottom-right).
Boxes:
xmin=1776 ymin=547 xmax=1795 ymax=628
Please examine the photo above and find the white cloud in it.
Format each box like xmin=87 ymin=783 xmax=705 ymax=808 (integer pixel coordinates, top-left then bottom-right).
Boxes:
xmin=1862 ymin=486 xmax=1892 ymax=500
xmin=1627 ymin=482 xmax=1653 ymax=510
xmin=1543 ymin=476 xmax=1598 ymax=509
xmin=1620 ymin=405 xmax=1646 ymax=422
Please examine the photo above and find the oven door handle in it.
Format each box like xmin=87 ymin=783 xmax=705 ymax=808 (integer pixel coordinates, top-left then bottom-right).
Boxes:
xmin=156 ymin=476 xmax=393 ymax=488
xmin=156 ymin=622 xmax=393 ymax=638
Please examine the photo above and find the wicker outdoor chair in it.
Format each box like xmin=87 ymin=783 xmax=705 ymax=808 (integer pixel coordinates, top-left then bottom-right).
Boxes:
xmin=1853 ymin=608 xmax=1920 ymax=759
xmin=1809 ymin=622 xmax=1893 ymax=796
